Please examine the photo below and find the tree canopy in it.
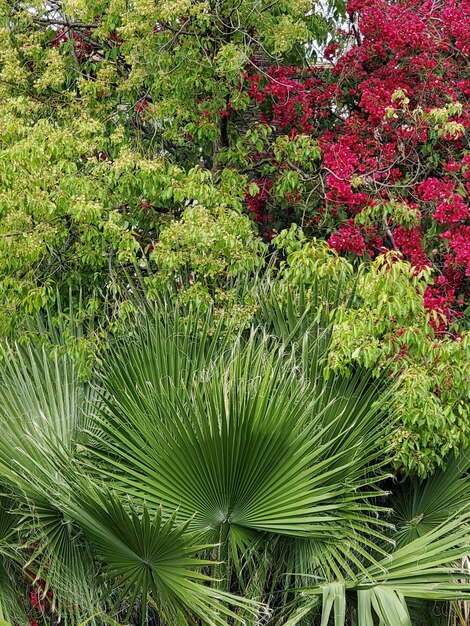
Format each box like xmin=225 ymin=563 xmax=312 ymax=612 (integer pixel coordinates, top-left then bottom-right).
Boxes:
xmin=0 ymin=0 xmax=469 ymax=469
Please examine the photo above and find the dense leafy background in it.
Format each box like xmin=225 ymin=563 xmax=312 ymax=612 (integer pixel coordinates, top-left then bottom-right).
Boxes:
xmin=0 ymin=1 xmax=469 ymax=623
xmin=0 ymin=0 xmax=468 ymax=474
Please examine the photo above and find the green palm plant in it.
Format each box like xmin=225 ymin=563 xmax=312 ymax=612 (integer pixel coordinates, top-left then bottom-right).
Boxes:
xmin=290 ymin=514 xmax=470 ymax=626
xmin=0 ymin=294 xmax=467 ymax=625
xmin=0 ymin=335 xmax=256 ymax=625
xmin=391 ymin=449 xmax=470 ymax=547
xmin=0 ymin=496 xmax=28 ymax=626
xmin=0 ymin=343 xmax=101 ymax=622
xmin=88 ymin=305 xmax=392 ymax=542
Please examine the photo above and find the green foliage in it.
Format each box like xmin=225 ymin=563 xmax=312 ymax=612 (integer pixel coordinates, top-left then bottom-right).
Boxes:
xmin=146 ymin=204 xmax=265 ymax=311
xmin=273 ymin=227 xmax=470 ymax=476
xmin=0 ymin=0 xmax=467 ymax=622
xmin=92 ymin=306 xmax=391 ymax=547
xmin=296 ymin=515 xmax=470 ymax=626
xmin=0 ymin=299 xmax=467 ymax=626
xmin=64 ymin=493 xmax=252 ymax=626
xmin=1 ymin=0 xmax=466 ymax=478
xmin=0 ymin=99 xmax=138 ymax=330
xmin=391 ymin=449 xmax=470 ymax=547
xmin=1 ymin=0 xmax=327 ymax=334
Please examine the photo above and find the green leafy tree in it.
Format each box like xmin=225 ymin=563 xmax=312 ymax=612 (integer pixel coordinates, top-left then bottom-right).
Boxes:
xmin=273 ymin=226 xmax=470 ymax=475
xmin=0 ymin=0 xmax=341 ymax=333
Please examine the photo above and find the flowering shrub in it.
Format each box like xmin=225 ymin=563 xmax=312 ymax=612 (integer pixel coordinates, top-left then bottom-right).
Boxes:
xmin=327 ymin=219 xmax=366 ymax=256
xmin=244 ymin=0 xmax=469 ymax=331
xmin=239 ymin=2 xmax=470 ymax=475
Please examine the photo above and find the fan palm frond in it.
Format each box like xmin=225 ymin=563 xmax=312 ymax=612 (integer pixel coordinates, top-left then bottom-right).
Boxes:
xmin=88 ymin=308 xmax=393 ymax=574
xmin=0 ymin=496 xmax=28 ymax=626
xmin=295 ymin=513 xmax=470 ymax=626
xmin=0 ymin=338 xmax=259 ymax=625
xmin=61 ymin=487 xmax=258 ymax=626
xmin=391 ymin=448 xmax=470 ymax=547
xmin=0 ymin=345 xmax=100 ymax=622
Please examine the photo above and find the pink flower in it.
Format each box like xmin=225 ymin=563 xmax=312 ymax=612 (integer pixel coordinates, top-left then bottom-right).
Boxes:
xmin=327 ymin=220 xmax=366 ymax=256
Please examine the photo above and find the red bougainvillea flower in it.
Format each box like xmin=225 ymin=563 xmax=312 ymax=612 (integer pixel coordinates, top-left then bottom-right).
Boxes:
xmin=244 ymin=0 xmax=469 ymax=328
xmin=328 ymin=220 xmax=366 ymax=256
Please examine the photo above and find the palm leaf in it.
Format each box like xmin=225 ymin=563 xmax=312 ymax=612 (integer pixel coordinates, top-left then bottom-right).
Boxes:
xmin=61 ymin=486 xmax=258 ymax=626
xmin=297 ymin=513 xmax=470 ymax=625
xmin=0 ymin=338 xmax=258 ymax=624
xmin=0 ymin=497 xmax=28 ymax=626
xmin=87 ymin=307 xmax=394 ymax=575
xmin=0 ymin=345 xmax=100 ymax=622
xmin=391 ymin=448 xmax=470 ymax=546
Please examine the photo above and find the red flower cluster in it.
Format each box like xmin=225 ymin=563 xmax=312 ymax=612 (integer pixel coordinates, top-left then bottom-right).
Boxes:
xmin=393 ymin=225 xmax=430 ymax=270
xmin=49 ymin=29 xmax=93 ymax=59
xmin=433 ymin=195 xmax=468 ymax=226
xmin=245 ymin=179 xmax=273 ymax=224
xmin=327 ymin=220 xmax=366 ymax=256
xmin=417 ymin=178 xmax=455 ymax=203
xmin=72 ymin=32 xmax=93 ymax=59
xmin=135 ymin=98 xmax=149 ymax=113
xmin=442 ymin=226 xmax=470 ymax=277
xmin=423 ymin=280 xmax=462 ymax=331
xmin=246 ymin=65 xmax=336 ymax=133
xmin=28 ymin=576 xmax=53 ymax=615
xmin=245 ymin=0 xmax=469 ymax=330
xmin=50 ymin=29 xmax=68 ymax=47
